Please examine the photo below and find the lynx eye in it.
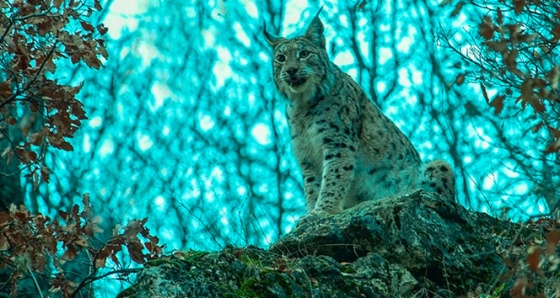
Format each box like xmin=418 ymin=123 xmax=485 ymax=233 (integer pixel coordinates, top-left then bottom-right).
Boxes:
xmin=276 ymin=54 xmax=286 ymax=63
xmin=299 ymin=50 xmax=310 ymax=59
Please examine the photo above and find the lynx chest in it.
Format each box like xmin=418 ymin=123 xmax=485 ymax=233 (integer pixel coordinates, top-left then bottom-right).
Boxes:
xmin=286 ymin=104 xmax=327 ymax=172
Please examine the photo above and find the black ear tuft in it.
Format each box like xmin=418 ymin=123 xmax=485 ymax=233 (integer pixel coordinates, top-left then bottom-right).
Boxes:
xmin=304 ymin=16 xmax=325 ymax=49
xmin=263 ymin=24 xmax=284 ymax=47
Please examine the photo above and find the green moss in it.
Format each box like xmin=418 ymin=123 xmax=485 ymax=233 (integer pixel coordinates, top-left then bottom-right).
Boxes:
xmin=144 ymin=250 xmax=209 ymax=268
xmin=342 ymin=264 xmax=357 ymax=274
xmin=232 ymin=277 xmax=260 ymax=297
xmin=488 ymin=283 xmax=505 ymax=298
xmin=176 ymin=250 xmax=210 ymax=262
xmin=144 ymin=258 xmax=171 ymax=267
xmin=238 ymin=252 xmax=261 ymax=267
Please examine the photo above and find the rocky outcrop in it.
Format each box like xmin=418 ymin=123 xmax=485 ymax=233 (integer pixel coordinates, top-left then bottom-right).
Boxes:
xmin=118 ymin=191 xmax=558 ymax=297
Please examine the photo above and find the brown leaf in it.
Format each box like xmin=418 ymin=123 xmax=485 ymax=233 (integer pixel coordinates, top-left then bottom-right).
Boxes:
xmin=144 ymin=242 xmax=153 ymax=253
xmin=83 ymin=52 xmax=102 ymax=69
xmin=526 ymin=246 xmax=541 ymax=272
xmin=124 ymin=220 xmax=144 ymax=239
xmin=33 ymin=252 xmax=47 ymax=272
xmin=70 ymin=54 xmax=80 ymax=64
xmin=518 ymin=33 xmax=537 ymax=44
xmin=29 ymin=133 xmax=43 ymax=146
xmin=20 ymin=150 xmax=37 ymax=163
xmin=504 ymin=49 xmax=518 ymax=72
xmin=552 ymin=27 xmax=560 ymax=43
xmin=36 ymin=18 xmax=51 ymax=37
xmin=545 ymin=139 xmax=560 ymax=154
xmin=545 ymin=229 xmax=560 ymax=256
xmin=479 ymin=17 xmax=495 ymax=40
xmin=30 ymin=102 xmax=39 ymax=112
xmin=490 ymin=95 xmax=505 ymax=115
xmin=62 ymin=245 xmax=78 ymax=262
xmin=97 ymin=24 xmax=108 ymax=36
xmin=45 ymin=58 xmax=56 ymax=73
xmin=6 ymin=117 xmax=16 ymax=126
xmin=548 ymin=126 xmax=560 ymax=138
xmin=54 ymin=0 xmax=63 ymax=8
xmin=496 ymin=8 xmax=503 ymax=25
xmin=70 ymin=104 xmax=86 ymax=121
xmin=507 ymin=23 xmax=522 ymax=38
xmin=0 ymin=80 xmax=12 ymax=98
xmin=110 ymin=251 xmax=121 ymax=265
xmin=126 ymin=241 xmax=146 ymax=264
xmin=59 ymin=142 xmax=74 ymax=151
xmin=485 ymin=40 xmax=507 ymax=53
xmin=547 ymin=65 xmax=560 ymax=89
xmin=80 ymin=20 xmax=95 ymax=32
xmin=94 ymin=0 xmax=102 ymax=10
xmin=86 ymin=216 xmax=103 ymax=235
xmin=513 ymin=0 xmax=526 ymax=14
xmin=529 ymin=99 xmax=545 ymax=113
xmin=13 ymin=207 xmax=30 ymax=221
xmin=41 ymin=167 xmax=50 ymax=183
xmin=58 ymin=210 xmax=68 ymax=220
xmin=532 ymin=122 xmax=544 ymax=133
xmin=95 ymin=256 xmax=107 ymax=268
xmin=97 ymin=42 xmax=109 ymax=59
xmin=74 ymin=237 xmax=88 ymax=247
xmin=455 ymin=74 xmax=465 ymax=86
xmin=15 ymin=52 xmax=31 ymax=70
xmin=0 ymin=210 xmax=10 ymax=225
xmin=519 ymin=79 xmax=545 ymax=113
xmin=20 ymin=3 xmax=36 ymax=14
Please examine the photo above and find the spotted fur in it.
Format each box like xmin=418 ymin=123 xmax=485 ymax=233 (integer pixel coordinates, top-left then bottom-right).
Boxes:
xmin=419 ymin=160 xmax=456 ymax=200
xmin=264 ymin=15 xmax=455 ymax=215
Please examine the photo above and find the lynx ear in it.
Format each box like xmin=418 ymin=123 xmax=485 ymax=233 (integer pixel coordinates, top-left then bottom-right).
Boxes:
xmin=304 ymin=16 xmax=325 ymax=49
xmin=263 ymin=25 xmax=284 ymax=47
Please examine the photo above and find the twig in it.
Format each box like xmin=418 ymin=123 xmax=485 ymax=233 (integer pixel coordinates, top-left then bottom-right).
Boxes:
xmin=27 ymin=261 xmax=44 ymax=298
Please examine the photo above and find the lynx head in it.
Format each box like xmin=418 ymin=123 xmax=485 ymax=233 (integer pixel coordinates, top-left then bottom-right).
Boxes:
xmin=264 ymin=16 xmax=332 ymax=101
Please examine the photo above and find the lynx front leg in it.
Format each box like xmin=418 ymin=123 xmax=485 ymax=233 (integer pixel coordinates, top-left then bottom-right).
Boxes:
xmin=295 ymin=162 xmax=322 ymax=228
xmin=301 ymin=162 xmax=321 ymax=213
xmin=314 ymin=146 xmax=356 ymax=214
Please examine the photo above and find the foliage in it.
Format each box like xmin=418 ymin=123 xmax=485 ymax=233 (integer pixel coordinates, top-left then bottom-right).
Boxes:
xmin=496 ymin=219 xmax=560 ymax=297
xmin=0 ymin=195 xmax=164 ymax=297
xmin=443 ymin=0 xmax=560 ymax=153
xmin=0 ymin=0 xmax=108 ymax=186
xmin=436 ymin=0 xmax=560 ymax=217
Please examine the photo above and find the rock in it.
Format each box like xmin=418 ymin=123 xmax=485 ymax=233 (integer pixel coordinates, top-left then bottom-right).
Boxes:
xmin=118 ymin=190 xmax=535 ymax=297
xmin=271 ymin=190 xmax=506 ymax=296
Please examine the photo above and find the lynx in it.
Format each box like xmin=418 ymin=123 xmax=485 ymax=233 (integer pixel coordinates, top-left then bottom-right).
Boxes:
xmin=264 ymin=14 xmax=455 ymax=217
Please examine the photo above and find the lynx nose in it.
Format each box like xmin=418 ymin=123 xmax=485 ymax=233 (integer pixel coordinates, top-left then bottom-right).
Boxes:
xmin=286 ymin=67 xmax=298 ymax=76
